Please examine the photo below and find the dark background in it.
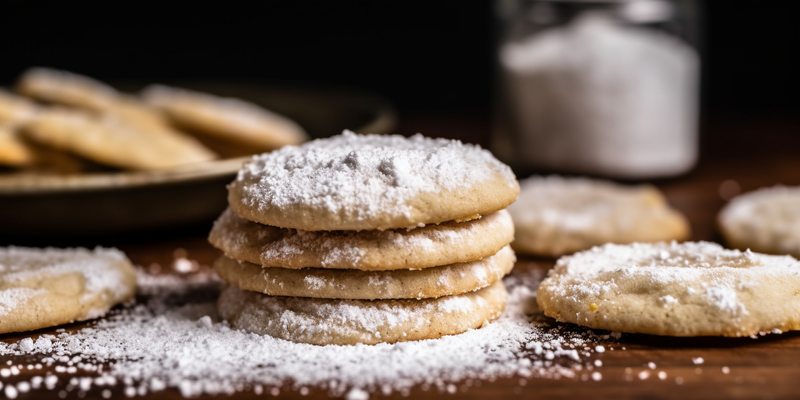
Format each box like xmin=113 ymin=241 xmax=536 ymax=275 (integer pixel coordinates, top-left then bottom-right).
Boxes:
xmin=1 ymin=1 xmax=798 ymax=121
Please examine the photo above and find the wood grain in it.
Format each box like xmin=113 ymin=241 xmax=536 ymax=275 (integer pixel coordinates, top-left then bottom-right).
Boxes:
xmin=2 ymin=118 xmax=800 ymax=399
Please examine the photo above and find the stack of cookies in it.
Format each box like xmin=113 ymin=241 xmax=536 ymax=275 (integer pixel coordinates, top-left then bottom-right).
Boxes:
xmin=209 ymin=131 xmax=520 ymax=345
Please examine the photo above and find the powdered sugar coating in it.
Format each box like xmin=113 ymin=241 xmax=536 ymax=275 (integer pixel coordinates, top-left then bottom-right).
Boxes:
xmin=0 ymin=247 xmax=133 ymax=301
xmin=508 ymin=176 xmax=689 ymax=257
xmin=213 ymin=245 xmax=515 ymax=300
xmin=719 ymin=185 xmax=800 ymax=258
xmin=218 ymin=281 xmax=508 ymax=345
xmin=209 ymin=207 xmax=514 ymax=270
xmin=538 ymin=241 xmax=800 ymax=336
xmin=228 ymin=131 xmax=519 ymax=231
xmin=0 ymin=246 xmax=137 ymax=333
xmin=0 ymin=288 xmax=44 ymax=314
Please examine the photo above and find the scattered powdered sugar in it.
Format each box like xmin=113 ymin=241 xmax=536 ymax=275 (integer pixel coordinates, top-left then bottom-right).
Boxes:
xmin=0 ymin=266 xmax=612 ymax=398
xmin=234 ymin=130 xmax=515 ymax=222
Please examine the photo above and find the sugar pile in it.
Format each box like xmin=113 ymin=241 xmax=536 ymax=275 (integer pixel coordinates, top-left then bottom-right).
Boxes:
xmin=0 ymin=266 xmax=611 ymax=398
xmin=500 ymin=14 xmax=698 ymax=178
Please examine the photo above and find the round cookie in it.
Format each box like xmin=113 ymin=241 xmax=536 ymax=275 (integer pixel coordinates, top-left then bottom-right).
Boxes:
xmin=0 ymin=89 xmax=38 ymax=123
xmin=218 ymin=280 xmax=508 ymax=345
xmin=508 ymin=176 xmax=689 ymax=257
xmin=22 ymin=108 xmax=216 ymax=170
xmin=537 ymin=241 xmax=800 ymax=337
xmin=228 ymin=131 xmax=520 ymax=231
xmin=0 ymin=246 xmax=137 ymax=334
xmin=214 ymin=245 xmax=515 ymax=300
xmin=141 ymin=84 xmax=308 ymax=151
xmin=209 ymin=207 xmax=514 ymax=271
xmin=718 ymin=185 xmax=800 ymax=258
xmin=16 ymin=68 xmax=175 ymax=132
xmin=16 ymin=67 xmax=118 ymax=112
xmin=0 ymin=123 xmax=37 ymax=167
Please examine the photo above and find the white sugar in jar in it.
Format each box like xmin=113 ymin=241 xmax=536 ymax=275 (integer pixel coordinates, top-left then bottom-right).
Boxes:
xmin=493 ymin=0 xmax=700 ymax=179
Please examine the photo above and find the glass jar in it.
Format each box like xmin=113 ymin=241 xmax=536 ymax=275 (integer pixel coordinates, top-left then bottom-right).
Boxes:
xmin=493 ymin=0 xmax=701 ymax=179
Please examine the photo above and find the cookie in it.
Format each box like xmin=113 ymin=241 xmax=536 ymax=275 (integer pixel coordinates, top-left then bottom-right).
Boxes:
xmin=228 ymin=131 xmax=520 ymax=231
xmin=0 ymin=89 xmax=38 ymax=123
xmin=22 ymin=108 xmax=216 ymax=170
xmin=537 ymin=241 xmax=800 ymax=337
xmin=0 ymin=246 xmax=137 ymax=334
xmin=218 ymin=280 xmax=507 ymax=345
xmin=214 ymin=245 xmax=514 ymax=300
xmin=17 ymin=68 xmax=172 ymax=130
xmin=718 ymin=185 xmax=800 ymax=258
xmin=0 ymin=124 xmax=37 ymax=167
xmin=16 ymin=67 xmax=118 ymax=112
xmin=108 ymin=95 xmax=173 ymax=131
xmin=507 ymin=176 xmax=689 ymax=257
xmin=209 ymin=207 xmax=514 ymax=271
xmin=141 ymin=84 xmax=308 ymax=151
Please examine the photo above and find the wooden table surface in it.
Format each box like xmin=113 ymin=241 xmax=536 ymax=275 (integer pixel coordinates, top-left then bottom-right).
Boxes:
xmin=2 ymin=117 xmax=799 ymax=399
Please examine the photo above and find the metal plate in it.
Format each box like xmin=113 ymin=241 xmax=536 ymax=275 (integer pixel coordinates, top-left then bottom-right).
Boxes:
xmin=0 ymin=82 xmax=395 ymax=237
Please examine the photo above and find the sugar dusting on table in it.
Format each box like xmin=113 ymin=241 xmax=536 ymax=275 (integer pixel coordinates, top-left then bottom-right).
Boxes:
xmin=0 ymin=263 xmax=615 ymax=398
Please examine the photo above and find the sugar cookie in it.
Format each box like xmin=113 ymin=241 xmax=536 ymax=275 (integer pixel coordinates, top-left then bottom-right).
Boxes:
xmin=718 ymin=185 xmax=800 ymax=258
xmin=508 ymin=176 xmax=689 ymax=257
xmin=16 ymin=67 xmax=119 ymax=112
xmin=214 ymin=245 xmax=514 ymax=300
xmin=22 ymin=108 xmax=216 ymax=170
xmin=0 ymin=246 xmax=137 ymax=334
xmin=0 ymin=124 xmax=37 ymax=167
xmin=0 ymin=89 xmax=38 ymax=123
xmin=228 ymin=131 xmax=519 ymax=231
xmin=16 ymin=68 xmax=173 ymax=130
xmin=218 ymin=280 xmax=507 ymax=345
xmin=209 ymin=207 xmax=514 ymax=271
xmin=141 ymin=84 xmax=308 ymax=151
xmin=537 ymin=241 xmax=800 ymax=337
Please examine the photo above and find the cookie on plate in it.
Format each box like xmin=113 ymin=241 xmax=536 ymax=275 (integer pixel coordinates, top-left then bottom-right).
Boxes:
xmin=0 ymin=246 xmax=137 ymax=334
xmin=537 ymin=241 xmax=800 ymax=337
xmin=228 ymin=130 xmax=520 ymax=231
xmin=141 ymin=84 xmax=308 ymax=151
xmin=214 ymin=245 xmax=515 ymax=300
xmin=209 ymin=207 xmax=514 ymax=271
xmin=16 ymin=68 xmax=173 ymax=130
xmin=16 ymin=67 xmax=119 ymax=112
xmin=0 ymin=89 xmax=38 ymax=123
xmin=0 ymin=123 xmax=37 ymax=167
xmin=718 ymin=185 xmax=800 ymax=258
xmin=507 ymin=176 xmax=689 ymax=257
xmin=22 ymin=108 xmax=216 ymax=170
xmin=218 ymin=281 xmax=508 ymax=345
